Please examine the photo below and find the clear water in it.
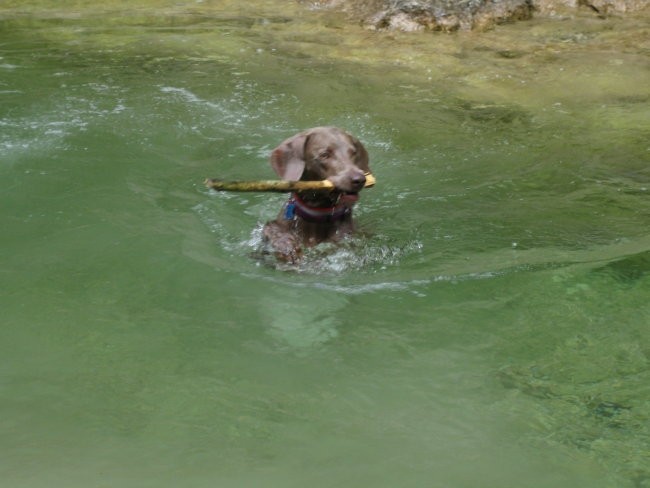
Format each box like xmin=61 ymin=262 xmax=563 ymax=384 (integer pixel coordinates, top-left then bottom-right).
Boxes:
xmin=1 ymin=2 xmax=649 ymax=487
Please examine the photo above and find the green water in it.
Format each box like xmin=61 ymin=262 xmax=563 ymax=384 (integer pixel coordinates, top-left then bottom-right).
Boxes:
xmin=1 ymin=2 xmax=649 ymax=487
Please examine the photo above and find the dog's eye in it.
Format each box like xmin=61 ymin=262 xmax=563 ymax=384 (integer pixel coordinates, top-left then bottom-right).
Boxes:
xmin=318 ymin=150 xmax=332 ymax=160
xmin=349 ymin=148 xmax=357 ymax=157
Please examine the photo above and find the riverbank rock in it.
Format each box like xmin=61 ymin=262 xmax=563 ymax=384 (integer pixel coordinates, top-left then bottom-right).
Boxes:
xmin=308 ymin=0 xmax=650 ymax=31
xmin=366 ymin=0 xmax=534 ymax=32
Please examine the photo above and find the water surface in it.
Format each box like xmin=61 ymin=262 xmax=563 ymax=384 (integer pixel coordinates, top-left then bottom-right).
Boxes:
xmin=1 ymin=2 xmax=649 ymax=487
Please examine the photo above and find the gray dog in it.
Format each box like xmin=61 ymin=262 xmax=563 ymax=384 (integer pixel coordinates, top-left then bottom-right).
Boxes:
xmin=262 ymin=127 xmax=371 ymax=263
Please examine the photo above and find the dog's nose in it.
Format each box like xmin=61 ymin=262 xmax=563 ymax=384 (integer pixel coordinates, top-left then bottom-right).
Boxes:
xmin=350 ymin=172 xmax=366 ymax=190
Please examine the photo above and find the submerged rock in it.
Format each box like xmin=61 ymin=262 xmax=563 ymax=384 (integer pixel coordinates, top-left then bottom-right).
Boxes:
xmin=307 ymin=0 xmax=650 ymax=31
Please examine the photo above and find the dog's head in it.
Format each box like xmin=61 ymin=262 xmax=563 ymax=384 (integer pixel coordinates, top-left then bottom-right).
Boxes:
xmin=270 ymin=127 xmax=370 ymax=198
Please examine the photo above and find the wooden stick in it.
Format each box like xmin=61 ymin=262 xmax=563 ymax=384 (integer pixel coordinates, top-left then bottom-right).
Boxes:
xmin=204 ymin=173 xmax=375 ymax=193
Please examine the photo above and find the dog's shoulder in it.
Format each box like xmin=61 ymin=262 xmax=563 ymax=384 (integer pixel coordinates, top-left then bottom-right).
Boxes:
xmin=262 ymin=219 xmax=302 ymax=263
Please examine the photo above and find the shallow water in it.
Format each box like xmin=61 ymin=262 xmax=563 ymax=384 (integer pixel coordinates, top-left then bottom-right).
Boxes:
xmin=1 ymin=2 xmax=649 ymax=487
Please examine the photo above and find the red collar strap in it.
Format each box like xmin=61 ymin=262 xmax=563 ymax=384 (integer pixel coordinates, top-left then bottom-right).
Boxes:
xmin=284 ymin=193 xmax=351 ymax=223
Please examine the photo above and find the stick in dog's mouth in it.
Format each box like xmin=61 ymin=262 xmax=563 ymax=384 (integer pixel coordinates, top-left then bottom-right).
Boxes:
xmin=204 ymin=173 xmax=375 ymax=193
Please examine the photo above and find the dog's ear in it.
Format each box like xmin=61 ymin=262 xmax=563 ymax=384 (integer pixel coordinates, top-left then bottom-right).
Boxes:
xmin=351 ymin=135 xmax=370 ymax=173
xmin=270 ymin=133 xmax=307 ymax=181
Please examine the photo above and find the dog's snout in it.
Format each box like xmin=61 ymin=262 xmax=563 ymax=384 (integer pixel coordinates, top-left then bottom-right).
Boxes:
xmin=350 ymin=172 xmax=366 ymax=190
xmin=329 ymin=169 xmax=367 ymax=193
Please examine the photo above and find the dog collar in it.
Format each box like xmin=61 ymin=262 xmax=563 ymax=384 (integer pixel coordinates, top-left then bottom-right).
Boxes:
xmin=284 ymin=192 xmax=351 ymax=223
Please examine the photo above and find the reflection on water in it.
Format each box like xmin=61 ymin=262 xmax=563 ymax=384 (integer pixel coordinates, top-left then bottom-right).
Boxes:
xmin=1 ymin=2 xmax=649 ymax=487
